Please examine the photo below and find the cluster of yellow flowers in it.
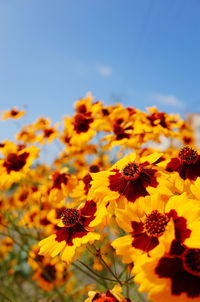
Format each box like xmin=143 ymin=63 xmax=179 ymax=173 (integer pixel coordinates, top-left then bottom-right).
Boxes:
xmin=0 ymin=95 xmax=199 ymax=302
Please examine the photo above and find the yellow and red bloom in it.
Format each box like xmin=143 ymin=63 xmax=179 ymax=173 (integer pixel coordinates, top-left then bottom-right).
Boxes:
xmin=85 ymin=285 xmax=132 ymax=302
xmin=28 ymin=245 xmax=70 ymax=291
xmin=133 ymin=239 xmax=200 ymax=302
xmin=1 ymin=108 xmax=26 ymax=120
xmin=112 ymin=193 xmax=200 ymax=263
xmin=0 ymin=142 xmax=39 ymax=189
xmin=48 ymin=168 xmax=78 ymax=202
xmin=39 ymin=200 xmax=106 ymax=263
xmin=89 ymin=152 xmax=163 ymax=208
xmin=166 ymin=146 xmax=200 ymax=181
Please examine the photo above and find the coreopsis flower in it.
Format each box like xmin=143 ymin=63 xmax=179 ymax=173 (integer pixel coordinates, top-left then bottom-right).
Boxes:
xmin=112 ymin=193 xmax=200 ymax=263
xmin=102 ymin=106 xmax=134 ymax=146
xmin=48 ymin=169 xmax=78 ymax=202
xmin=16 ymin=125 xmax=38 ymax=144
xmin=39 ymin=200 xmax=107 ymax=263
xmin=133 ymin=239 xmax=200 ymax=302
xmin=38 ymin=126 xmax=59 ymax=145
xmin=0 ymin=142 xmax=39 ymax=189
xmin=145 ymin=107 xmax=182 ymax=139
xmin=28 ymin=245 xmax=70 ymax=291
xmin=33 ymin=117 xmax=51 ymax=130
xmin=2 ymin=182 xmax=39 ymax=209
xmin=165 ymin=146 xmax=200 ymax=180
xmin=85 ymin=285 xmax=132 ymax=302
xmin=1 ymin=108 xmax=26 ymax=120
xmin=89 ymin=152 xmax=163 ymax=208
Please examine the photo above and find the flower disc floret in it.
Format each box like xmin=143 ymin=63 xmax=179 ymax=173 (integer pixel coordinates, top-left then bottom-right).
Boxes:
xmin=144 ymin=210 xmax=169 ymax=238
xmin=61 ymin=208 xmax=80 ymax=227
xmin=178 ymin=146 xmax=198 ymax=164
xmin=92 ymin=296 xmax=115 ymax=302
xmin=122 ymin=162 xmax=142 ymax=180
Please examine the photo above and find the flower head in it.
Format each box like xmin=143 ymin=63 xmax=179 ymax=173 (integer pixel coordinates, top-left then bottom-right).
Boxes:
xmin=39 ymin=200 xmax=106 ymax=263
xmin=89 ymin=152 xmax=163 ymax=209
xmin=166 ymin=146 xmax=200 ymax=181
xmin=112 ymin=193 xmax=200 ymax=263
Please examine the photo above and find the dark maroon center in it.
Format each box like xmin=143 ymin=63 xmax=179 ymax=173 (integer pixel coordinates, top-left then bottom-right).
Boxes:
xmin=52 ymin=171 xmax=68 ymax=189
xmin=73 ymin=113 xmax=93 ymax=133
xmin=3 ymin=152 xmax=29 ymax=173
xmin=144 ymin=210 xmax=169 ymax=237
xmin=92 ymin=290 xmax=118 ymax=302
xmin=183 ymin=248 xmax=200 ymax=277
xmin=178 ymin=146 xmax=198 ymax=164
xmin=122 ymin=163 xmax=142 ymax=180
xmin=61 ymin=208 xmax=80 ymax=227
xmin=77 ymin=104 xmax=87 ymax=114
xmin=44 ymin=128 xmax=54 ymax=138
xmin=10 ymin=109 xmax=19 ymax=116
xmin=41 ymin=264 xmax=56 ymax=282
xmin=89 ymin=165 xmax=100 ymax=173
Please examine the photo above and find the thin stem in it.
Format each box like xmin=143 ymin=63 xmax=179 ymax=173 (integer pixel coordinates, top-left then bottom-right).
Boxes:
xmin=77 ymin=260 xmax=117 ymax=283
xmin=118 ymin=264 xmax=129 ymax=279
xmin=93 ymin=246 xmax=123 ymax=286
xmin=72 ymin=263 xmax=107 ymax=287
xmin=125 ymin=275 xmax=134 ymax=283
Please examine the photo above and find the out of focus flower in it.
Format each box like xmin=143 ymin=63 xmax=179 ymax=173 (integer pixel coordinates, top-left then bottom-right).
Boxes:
xmin=133 ymin=239 xmax=200 ymax=302
xmin=0 ymin=141 xmax=39 ymax=189
xmin=1 ymin=108 xmax=26 ymax=120
xmin=28 ymin=245 xmax=70 ymax=291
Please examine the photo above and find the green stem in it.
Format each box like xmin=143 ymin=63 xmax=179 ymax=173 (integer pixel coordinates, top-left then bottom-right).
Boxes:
xmin=72 ymin=263 xmax=107 ymax=287
xmin=77 ymin=260 xmax=116 ymax=283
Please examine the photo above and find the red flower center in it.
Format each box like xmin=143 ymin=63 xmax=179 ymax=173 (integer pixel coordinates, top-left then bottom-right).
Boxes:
xmin=44 ymin=128 xmax=54 ymax=138
xmin=41 ymin=264 xmax=56 ymax=282
xmin=10 ymin=109 xmax=19 ymax=116
xmin=178 ymin=146 xmax=198 ymax=164
xmin=92 ymin=295 xmax=116 ymax=302
xmin=144 ymin=210 xmax=169 ymax=237
xmin=183 ymin=248 xmax=200 ymax=276
xmin=73 ymin=113 xmax=93 ymax=133
xmin=61 ymin=208 xmax=80 ymax=227
xmin=122 ymin=163 xmax=142 ymax=180
xmin=93 ymin=298 xmax=115 ymax=302
xmin=3 ymin=152 xmax=29 ymax=173
xmin=89 ymin=165 xmax=100 ymax=173
xmin=77 ymin=104 xmax=87 ymax=114
xmin=52 ymin=171 xmax=68 ymax=189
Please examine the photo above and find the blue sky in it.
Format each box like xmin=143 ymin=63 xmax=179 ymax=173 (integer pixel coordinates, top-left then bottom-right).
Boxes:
xmin=0 ymin=0 xmax=200 ymax=140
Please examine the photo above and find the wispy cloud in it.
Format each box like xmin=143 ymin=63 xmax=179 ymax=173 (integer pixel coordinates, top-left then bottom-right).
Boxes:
xmin=97 ymin=65 xmax=112 ymax=77
xmin=152 ymin=93 xmax=185 ymax=109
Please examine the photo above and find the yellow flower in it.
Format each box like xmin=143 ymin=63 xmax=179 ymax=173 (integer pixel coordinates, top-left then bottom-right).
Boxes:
xmin=28 ymin=245 xmax=71 ymax=291
xmin=112 ymin=193 xmax=200 ymax=263
xmin=1 ymin=108 xmax=26 ymax=120
xmin=39 ymin=200 xmax=106 ymax=263
xmin=85 ymin=285 xmax=132 ymax=302
xmin=133 ymin=238 xmax=200 ymax=302
xmin=0 ymin=142 xmax=39 ymax=189
xmin=89 ymin=152 xmax=163 ymax=209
